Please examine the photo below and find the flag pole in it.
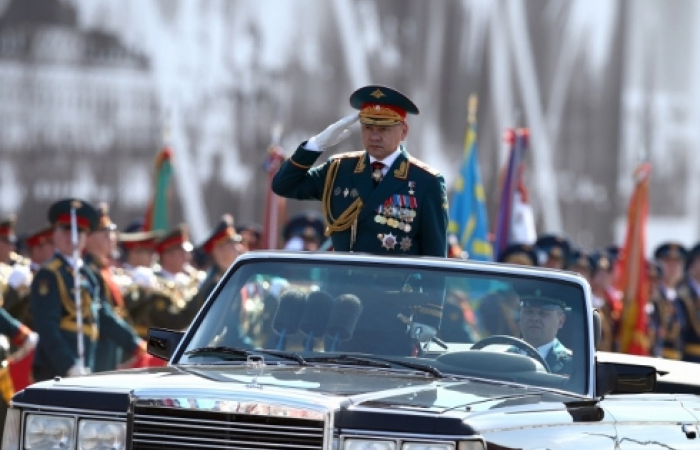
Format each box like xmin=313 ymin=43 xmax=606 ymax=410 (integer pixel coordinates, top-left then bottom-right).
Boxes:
xmin=70 ymin=206 xmax=86 ymax=375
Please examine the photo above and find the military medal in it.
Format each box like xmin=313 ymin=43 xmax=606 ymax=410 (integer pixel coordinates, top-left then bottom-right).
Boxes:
xmin=350 ymin=188 xmax=359 ymax=198
xmin=400 ymin=237 xmax=412 ymax=251
xmin=334 ymin=187 xmax=341 ymax=196
xmin=380 ymin=232 xmax=397 ymax=250
xmin=372 ymin=167 xmax=383 ymax=183
xmin=343 ymin=188 xmax=349 ymax=197
xmin=408 ymin=181 xmax=416 ymax=195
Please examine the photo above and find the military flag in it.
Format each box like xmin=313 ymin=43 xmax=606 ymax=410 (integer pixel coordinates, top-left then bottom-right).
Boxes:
xmin=493 ymin=128 xmax=536 ymax=257
xmin=447 ymin=95 xmax=492 ymax=261
xmin=143 ymin=146 xmax=173 ymax=233
xmin=615 ymin=162 xmax=651 ymax=355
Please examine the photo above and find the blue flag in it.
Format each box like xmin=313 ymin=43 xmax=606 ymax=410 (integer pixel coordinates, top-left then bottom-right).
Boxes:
xmin=448 ymin=118 xmax=493 ymax=261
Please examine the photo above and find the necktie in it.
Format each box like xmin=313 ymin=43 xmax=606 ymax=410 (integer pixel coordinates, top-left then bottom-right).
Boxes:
xmin=371 ymin=161 xmax=385 ymax=185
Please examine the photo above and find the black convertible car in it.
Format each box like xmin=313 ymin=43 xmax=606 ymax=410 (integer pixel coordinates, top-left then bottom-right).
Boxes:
xmin=4 ymin=252 xmax=700 ymax=450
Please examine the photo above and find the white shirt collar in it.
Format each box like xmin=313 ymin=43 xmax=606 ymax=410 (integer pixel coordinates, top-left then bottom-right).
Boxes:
xmin=536 ymin=340 xmax=556 ymax=360
xmin=368 ymin=147 xmax=402 ymax=174
xmin=60 ymin=252 xmax=82 ymax=268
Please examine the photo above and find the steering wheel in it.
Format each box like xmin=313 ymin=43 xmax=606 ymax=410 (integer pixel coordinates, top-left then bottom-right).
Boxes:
xmin=470 ymin=335 xmax=551 ymax=373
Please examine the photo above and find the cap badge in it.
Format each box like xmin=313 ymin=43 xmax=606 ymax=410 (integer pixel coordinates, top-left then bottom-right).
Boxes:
xmin=371 ymin=88 xmax=385 ymax=99
xmin=71 ymin=200 xmax=82 ymax=209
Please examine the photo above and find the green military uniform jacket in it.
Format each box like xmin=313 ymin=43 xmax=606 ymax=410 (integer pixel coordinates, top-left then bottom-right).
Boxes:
xmin=508 ymin=338 xmax=573 ymax=375
xmin=29 ymin=253 xmax=141 ymax=380
xmin=272 ymin=144 xmax=448 ymax=257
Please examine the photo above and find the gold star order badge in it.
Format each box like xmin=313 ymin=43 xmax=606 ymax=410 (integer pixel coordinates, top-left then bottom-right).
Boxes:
xmin=400 ymin=237 xmax=412 ymax=252
xmin=371 ymin=88 xmax=385 ymax=99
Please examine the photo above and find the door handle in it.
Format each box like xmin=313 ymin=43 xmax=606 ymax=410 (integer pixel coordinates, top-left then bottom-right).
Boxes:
xmin=682 ymin=423 xmax=697 ymax=439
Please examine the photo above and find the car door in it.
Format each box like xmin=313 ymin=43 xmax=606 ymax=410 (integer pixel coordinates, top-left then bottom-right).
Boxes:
xmin=602 ymin=394 xmax=700 ymax=449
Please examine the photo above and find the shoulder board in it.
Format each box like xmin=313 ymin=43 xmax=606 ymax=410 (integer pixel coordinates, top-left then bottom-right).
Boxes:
xmin=408 ymin=156 xmax=440 ymax=176
xmin=333 ymin=151 xmax=365 ymax=160
xmin=45 ymin=257 xmax=64 ymax=272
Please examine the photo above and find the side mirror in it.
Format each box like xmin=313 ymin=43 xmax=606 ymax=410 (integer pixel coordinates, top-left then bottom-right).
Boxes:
xmin=592 ymin=309 xmax=602 ymax=350
xmin=596 ymin=361 xmax=656 ymax=397
xmin=147 ymin=327 xmax=185 ymax=361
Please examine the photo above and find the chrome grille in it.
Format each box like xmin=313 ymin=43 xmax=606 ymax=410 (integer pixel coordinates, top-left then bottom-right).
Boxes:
xmin=132 ymin=406 xmax=325 ymax=450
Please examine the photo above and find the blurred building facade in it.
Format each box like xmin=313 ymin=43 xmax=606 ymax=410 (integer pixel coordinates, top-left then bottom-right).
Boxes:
xmin=0 ymin=0 xmax=697 ymax=251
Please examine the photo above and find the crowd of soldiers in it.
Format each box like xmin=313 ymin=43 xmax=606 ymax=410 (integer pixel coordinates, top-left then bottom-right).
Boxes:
xmin=475 ymin=236 xmax=700 ymax=362
xmin=0 ymin=198 xmax=328 ymax=418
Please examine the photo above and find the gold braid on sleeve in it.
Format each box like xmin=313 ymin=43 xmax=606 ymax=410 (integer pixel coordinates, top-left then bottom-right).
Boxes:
xmin=322 ymin=159 xmax=363 ymax=248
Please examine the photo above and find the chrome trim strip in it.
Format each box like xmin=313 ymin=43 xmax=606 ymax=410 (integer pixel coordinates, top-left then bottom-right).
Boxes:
xmin=13 ymin=403 xmax=127 ymax=418
xmin=133 ymin=415 xmax=321 ymax=433
xmin=340 ymin=431 xmax=477 ymax=441
xmin=132 ymin=433 xmax=322 ymax=449
xmin=132 ymin=439 xmax=320 ymax=450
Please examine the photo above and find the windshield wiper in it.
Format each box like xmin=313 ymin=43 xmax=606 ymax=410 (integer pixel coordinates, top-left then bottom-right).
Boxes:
xmin=307 ymin=354 xmax=443 ymax=377
xmin=185 ymin=346 xmax=306 ymax=365
xmin=306 ymin=354 xmax=392 ymax=368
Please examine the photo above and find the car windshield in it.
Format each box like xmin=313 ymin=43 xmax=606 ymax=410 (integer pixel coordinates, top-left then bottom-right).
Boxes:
xmin=179 ymin=256 xmax=590 ymax=395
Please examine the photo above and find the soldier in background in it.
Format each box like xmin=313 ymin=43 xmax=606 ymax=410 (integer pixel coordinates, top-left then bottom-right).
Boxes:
xmin=590 ymin=251 xmax=622 ymax=352
xmin=534 ymin=234 xmax=571 ymax=270
xmin=84 ymin=204 xmax=135 ymax=372
xmin=646 ymin=259 xmax=666 ymax=357
xmin=0 ymin=217 xmax=25 ymax=266
xmin=1 ymin=223 xmax=38 ymax=327
xmin=195 ymin=215 xmax=246 ymax=308
xmin=566 ymin=249 xmax=594 ymax=283
xmin=282 ymin=212 xmax=325 ymax=251
xmin=237 ymin=222 xmax=263 ymax=251
xmin=30 ymin=198 xmax=146 ymax=381
xmin=677 ymin=243 xmax=700 ymax=362
xmin=25 ymin=225 xmax=55 ymax=271
xmin=651 ymin=242 xmax=687 ymax=360
xmin=497 ymin=243 xmax=538 ymax=267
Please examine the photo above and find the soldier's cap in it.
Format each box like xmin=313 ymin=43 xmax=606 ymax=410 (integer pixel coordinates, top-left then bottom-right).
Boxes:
xmin=0 ymin=215 xmax=17 ymax=243
xmin=534 ymin=234 xmax=571 ymax=262
xmin=497 ymin=243 xmax=538 ymax=266
xmin=200 ymin=214 xmax=242 ymax=255
xmin=48 ymin=198 xmax=99 ymax=232
xmin=566 ymin=249 xmax=594 ymax=271
xmin=686 ymin=243 xmax=700 ymax=270
xmin=511 ymin=280 xmax=569 ymax=311
xmin=283 ymin=211 xmax=325 ymax=243
xmin=95 ymin=202 xmax=117 ymax=232
xmin=118 ymin=230 xmax=162 ymax=251
xmin=155 ymin=224 xmax=193 ymax=254
xmin=25 ymin=224 xmax=54 ymax=248
xmin=236 ymin=222 xmax=263 ymax=241
xmin=654 ymin=241 xmax=688 ymax=261
xmin=606 ymin=244 xmax=621 ymax=265
xmin=590 ymin=250 xmax=613 ymax=274
xmin=350 ymin=85 xmax=419 ymax=126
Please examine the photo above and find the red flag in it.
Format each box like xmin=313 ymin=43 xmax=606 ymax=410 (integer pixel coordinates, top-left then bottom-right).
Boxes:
xmin=262 ymin=145 xmax=287 ymax=249
xmin=615 ymin=162 xmax=651 ymax=355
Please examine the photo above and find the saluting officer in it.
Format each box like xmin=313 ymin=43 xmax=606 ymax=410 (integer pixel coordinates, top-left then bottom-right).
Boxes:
xmin=29 ymin=199 xmax=146 ymax=381
xmin=272 ymin=85 xmax=448 ymax=256
xmin=677 ymin=243 xmax=700 ymax=362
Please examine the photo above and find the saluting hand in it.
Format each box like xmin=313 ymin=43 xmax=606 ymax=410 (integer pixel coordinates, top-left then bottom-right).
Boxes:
xmin=308 ymin=113 xmax=359 ymax=150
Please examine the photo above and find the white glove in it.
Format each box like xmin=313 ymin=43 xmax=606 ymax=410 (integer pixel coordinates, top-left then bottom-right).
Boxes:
xmin=410 ymin=322 xmax=437 ymax=342
xmin=306 ymin=113 xmax=359 ymax=151
xmin=66 ymin=364 xmax=90 ymax=377
xmin=131 ymin=267 xmax=157 ymax=289
xmin=8 ymin=331 xmax=38 ymax=362
xmin=7 ymin=265 xmax=32 ymax=289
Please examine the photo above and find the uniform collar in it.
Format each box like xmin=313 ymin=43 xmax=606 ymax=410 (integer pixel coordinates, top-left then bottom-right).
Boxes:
xmin=368 ymin=146 xmax=402 ymax=172
xmin=536 ymin=340 xmax=557 ymax=360
xmin=58 ymin=252 xmax=82 ymax=269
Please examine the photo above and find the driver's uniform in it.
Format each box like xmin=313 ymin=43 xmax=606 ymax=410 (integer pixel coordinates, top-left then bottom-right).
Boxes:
xmin=508 ymin=338 xmax=573 ymax=375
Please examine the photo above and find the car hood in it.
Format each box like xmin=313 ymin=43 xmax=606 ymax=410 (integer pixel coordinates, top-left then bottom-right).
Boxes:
xmin=19 ymin=364 xmax=583 ymax=413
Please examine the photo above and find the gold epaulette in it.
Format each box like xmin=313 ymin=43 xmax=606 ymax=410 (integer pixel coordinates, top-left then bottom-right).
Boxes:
xmin=408 ymin=156 xmax=440 ymax=176
xmin=333 ymin=151 xmax=365 ymax=160
xmin=45 ymin=257 xmax=64 ymax=272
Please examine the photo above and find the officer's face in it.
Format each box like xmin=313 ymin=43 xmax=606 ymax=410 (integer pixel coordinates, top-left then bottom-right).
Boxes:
xmin=519 ymin=306 xmax=565 ymax=348
xmin=87 ymin=229 xmax=115 ymax=259
xmin=212 ymin=240 xmax=245 ymax=269
xmin=30 ymin=241 xmax=55 ymax=264
xmin=53 ymin=226 xmax=87 ymax=254
xmin=659 ymin=256 xmax=683 ymax=284
xmin=542 ymin=255 xmax=565 ymax=270
xmin=361 ymin=122 xmax=408 ymax=160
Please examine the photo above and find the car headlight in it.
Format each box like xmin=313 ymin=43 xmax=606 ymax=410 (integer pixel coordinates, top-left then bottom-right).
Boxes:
xmin=78 ymin=420 xmax=126 ymax=450
xmin=344 ymin=439 xmax=397 ymax=450
xmin=1 ymin=408 xmax=20 ymax=450
xmin=403 ymin=443 xmax=455 ymax=450
xmin=25 ymin=414 xmax=75 ymax=450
